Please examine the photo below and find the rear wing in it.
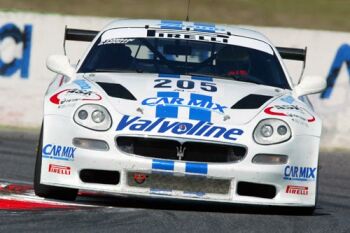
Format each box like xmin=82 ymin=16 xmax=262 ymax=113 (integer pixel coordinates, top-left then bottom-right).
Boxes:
xmin=64 ymin=28 xmax=98 ymax=42
xmin=63 ymin=27 xmax=98 ymax=54
xmin=63 ymin=27 xmax=307 ymax=61
xmin=276 ymin=47 xmax=307 ymax=62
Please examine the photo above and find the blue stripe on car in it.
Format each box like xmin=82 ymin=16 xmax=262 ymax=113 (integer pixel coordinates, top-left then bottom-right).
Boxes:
xmin=191 ymin=75 xmax=213 ymax=82
xmin=152 ymin=159 xmax=175 ymax=171
xmin=158 ymin=73 xmax=180 ymax=78
xmin=193 ymin=23 xmax=216 ymax=33
xmin=185 ymin=162 xmax=208 ymax=174
xmin=155 ymin=91 xmax=179 ymax=119
xmin=189 ymin=93 xmax=212 ymax=122
xmin=160 ymin=20 xmax=183 ymax=30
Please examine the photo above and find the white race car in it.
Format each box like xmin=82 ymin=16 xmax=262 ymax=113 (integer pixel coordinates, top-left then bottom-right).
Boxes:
xmin=34 ymin=19 xmax=326 ymax=214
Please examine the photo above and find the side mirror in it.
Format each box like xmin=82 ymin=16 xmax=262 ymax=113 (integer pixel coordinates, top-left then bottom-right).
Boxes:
xmin=46 ymin=55 xmax=76 ymax=81
xmin=293 ymin=76 xmax=326 ymax=97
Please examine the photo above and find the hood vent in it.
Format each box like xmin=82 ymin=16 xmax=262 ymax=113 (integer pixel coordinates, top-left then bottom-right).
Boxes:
xmin=231 ymin=94 xmax=273 ymax=109
xmin=96 ymin=82 xmax=137 ymax=100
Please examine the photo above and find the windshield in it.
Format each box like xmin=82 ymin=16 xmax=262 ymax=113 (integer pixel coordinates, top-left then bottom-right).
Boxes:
xmin=78 ymin=37 xmax=290 ymax=89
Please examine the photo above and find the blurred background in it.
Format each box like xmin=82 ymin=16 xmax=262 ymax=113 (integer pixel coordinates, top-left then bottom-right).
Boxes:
xmin=0 ymin=0 xmax=349 ymax=31
xmin=0 ymin=0 xmax=350 ymax=31
xmin=0 ymin=0 xmax=349 ymax=150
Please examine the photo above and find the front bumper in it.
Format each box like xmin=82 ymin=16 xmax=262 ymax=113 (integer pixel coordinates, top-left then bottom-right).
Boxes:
xmin=41 ymin=115 xmax=320 ymax=207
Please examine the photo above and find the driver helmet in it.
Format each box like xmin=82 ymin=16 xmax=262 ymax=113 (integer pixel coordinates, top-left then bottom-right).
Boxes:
xmin=216 ymin=46 xmax=251 ymax=76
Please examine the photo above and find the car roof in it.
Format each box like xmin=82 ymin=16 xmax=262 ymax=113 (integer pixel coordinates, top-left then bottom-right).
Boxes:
xmin=102 ymin=19 xmax=273 ymax=45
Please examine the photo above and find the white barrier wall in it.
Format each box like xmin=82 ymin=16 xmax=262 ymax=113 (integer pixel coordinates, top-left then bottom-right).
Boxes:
xmin=0 ymin=12 xmax=349 ymax=149
xmin=0 ymin=12 xmax=110 ymax=126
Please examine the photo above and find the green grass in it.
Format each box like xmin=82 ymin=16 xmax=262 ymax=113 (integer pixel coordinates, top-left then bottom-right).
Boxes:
xmin=0 ymin=0 xmax=349 ymax=31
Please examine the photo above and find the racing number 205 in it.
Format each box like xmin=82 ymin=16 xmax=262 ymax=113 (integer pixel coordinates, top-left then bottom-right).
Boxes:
xmin=154 ymin=79 xmax=217 ymax=92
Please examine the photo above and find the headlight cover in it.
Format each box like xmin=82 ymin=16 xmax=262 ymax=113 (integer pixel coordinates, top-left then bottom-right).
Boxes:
xmin=74 ymin=104 xmax=112 ymax=131
xmin=253 ymin=119 xmax=291 ymax=145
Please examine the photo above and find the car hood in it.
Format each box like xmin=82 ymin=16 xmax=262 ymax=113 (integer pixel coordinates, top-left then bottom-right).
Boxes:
xmin=86 ymin=73 xmax=286 ymax=125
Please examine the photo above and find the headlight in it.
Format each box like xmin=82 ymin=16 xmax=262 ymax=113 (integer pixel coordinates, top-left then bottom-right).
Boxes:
xmin=253 ymin=119 xmax=291 ymax=145
xmin=74 ymin=104 xmax=112 ymax=131
xmin=91 ymin=110 xmax=106 ymax=123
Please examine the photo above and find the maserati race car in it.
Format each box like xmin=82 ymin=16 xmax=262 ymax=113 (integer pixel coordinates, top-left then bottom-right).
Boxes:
xmin=34 ymin=19 xmax=326 ymax=213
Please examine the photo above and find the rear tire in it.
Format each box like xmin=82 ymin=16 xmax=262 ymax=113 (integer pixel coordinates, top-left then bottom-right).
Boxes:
xmin=34 ymin=123 xmax=78 ymax=201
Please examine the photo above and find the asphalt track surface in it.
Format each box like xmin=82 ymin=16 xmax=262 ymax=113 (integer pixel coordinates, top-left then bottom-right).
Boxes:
xmin=0 ymin=129 xmax=349 ymax=233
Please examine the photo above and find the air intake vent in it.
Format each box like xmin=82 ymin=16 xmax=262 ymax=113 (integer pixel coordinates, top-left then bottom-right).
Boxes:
xmin=231 ymin=94 xmax=272 ymax=109
xmin=117 ymin=136 xmax=246 ymax=163
xmin=237 ymin=182 xmax=276 ymax=199
xmin=80 ymin=169 xmax=120 ymax=185
xmin=96 ymin=82 xmax=136 ymax=100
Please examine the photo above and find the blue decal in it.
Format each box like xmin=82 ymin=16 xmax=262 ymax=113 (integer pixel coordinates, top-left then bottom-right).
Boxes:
xmin=321 ymin=44 xmax=350 ymax=99
xmin=191 ymin=75 xmax=213 ymax=82
xmin=42 ymin=144 xmax=76 ymax=161
xmin=283 ymin=166 xmax=317 ymax=181
xmin=160 ymin=20 xmax=183 ymax=30
xmin=159 ymin=73 xmax=180 ymax=79
xmin=0 ymin=23 xmax=32 ymax=79
xmin=280 ymin=96 xmax=294 ymax=104
xmin=150 ymin=188 xmax=172 ymax=196
xmin=189 ymin=93 xmax=212 ymax=122
xmin=142 ymin=91 xmax=226 ymax=122
xmin=185 ymin=162 xmax=208 ymax=174
xmin=152 ymin=159 xmax=175 ymax=171
xmin=193 ymin=23 xmax=216 ymax=33
xmin=183 ymin=191 xmax=205 ymax=197
xmin=74 ymin=79 xmax=91 ymax=90
xmin=159 ymin=21 xmax=225 ymax=33
xmin=116 ymin=115 xmax=243 ymax=141
xmin=156 ymin=92 xmax=179 ymax=119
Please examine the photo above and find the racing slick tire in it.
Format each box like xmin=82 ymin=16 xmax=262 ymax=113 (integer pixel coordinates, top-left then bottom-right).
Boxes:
xmin=34 ymin=123 xmax=78 ymax=201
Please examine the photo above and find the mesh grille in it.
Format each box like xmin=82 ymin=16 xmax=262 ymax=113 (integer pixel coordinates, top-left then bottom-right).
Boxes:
xmin=117 ymin=137 xmax=246 ymax=163
xmin=127 ymin=172 xmax=231 ymax=195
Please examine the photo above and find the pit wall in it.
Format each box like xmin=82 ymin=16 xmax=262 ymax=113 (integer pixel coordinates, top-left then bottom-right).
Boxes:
xmin=0 ymin=12 xmax=349 ymax=149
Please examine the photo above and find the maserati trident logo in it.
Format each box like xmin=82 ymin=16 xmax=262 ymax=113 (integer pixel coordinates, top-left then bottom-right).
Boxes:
xmin=176 ymin=145 xmax=186 ymax=160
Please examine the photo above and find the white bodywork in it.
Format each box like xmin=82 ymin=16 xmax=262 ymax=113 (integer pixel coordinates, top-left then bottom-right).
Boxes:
xmin=40 ymin=19 xmax=322 ymax=207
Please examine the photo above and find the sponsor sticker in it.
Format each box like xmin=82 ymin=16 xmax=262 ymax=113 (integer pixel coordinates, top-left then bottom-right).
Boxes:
xmin=264 ymin=105 xmax=315 ymax=125
xmin=159 ymin=20 xmax=225 ymax=33
xmin=42 ymin=144 xmax=76 ymax=161
xmin=142 ymin=91 xmax=226 ymax=122
xmin=283 ymin=165 xmax=316 ymax=182
xmin=116 ymin=115 xmax=243 ymax=142
xmin=286 ymin=185 xmax=308 ymax=195
xmin=74 ymin=79 xmax=91 ymax=90
xmin=98 ymin=38 xmax=134 ymax=46
xmin=48 ymin=164 xmax=71 ymax=175
xmin=50 ymin=89 xmax=102 ymax=108
xmin=280 ymin=96 xmax=294 ymax=104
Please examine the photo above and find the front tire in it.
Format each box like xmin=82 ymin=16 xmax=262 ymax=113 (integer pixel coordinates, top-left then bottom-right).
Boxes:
xmin=34 ymin=123 xmax=78 ymax=201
